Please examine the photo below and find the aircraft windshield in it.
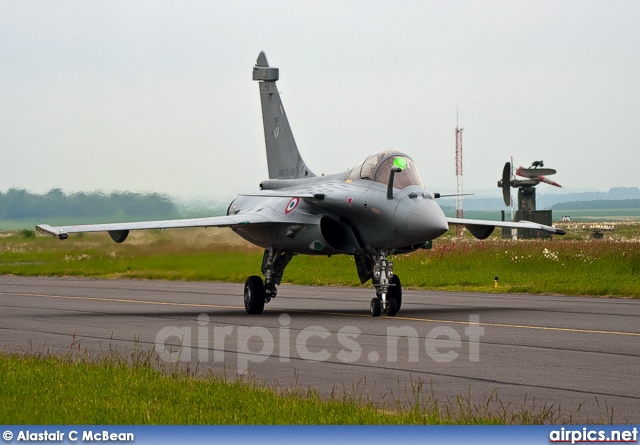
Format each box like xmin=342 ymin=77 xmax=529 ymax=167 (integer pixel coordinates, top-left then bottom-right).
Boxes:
xmin=348 ymin=149 xmax=424 ymax=189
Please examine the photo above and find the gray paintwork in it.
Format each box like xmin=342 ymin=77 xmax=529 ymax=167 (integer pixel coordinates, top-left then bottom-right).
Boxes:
xmin=36 ymin=52 xmax=565 ymax=316
xmin=254 ymin=51 xmax=314 ymax=180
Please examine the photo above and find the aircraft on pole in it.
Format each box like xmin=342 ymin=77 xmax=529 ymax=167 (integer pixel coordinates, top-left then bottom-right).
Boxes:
xmin=515 ymin=161 xmax=562 ymax=188
xmin=37 ymin=52 xmax=565 ymax=317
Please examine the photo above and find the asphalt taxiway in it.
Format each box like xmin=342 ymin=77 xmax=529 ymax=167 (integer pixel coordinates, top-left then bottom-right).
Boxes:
xmin=1 ymin=276 xmax=638 ymax=422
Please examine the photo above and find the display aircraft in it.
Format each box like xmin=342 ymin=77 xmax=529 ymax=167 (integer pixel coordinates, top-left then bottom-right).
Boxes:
xmin=515 ymin=161 xmax=562 ymax=188
xmin=37 ymin=52 xmax=566 ymax=317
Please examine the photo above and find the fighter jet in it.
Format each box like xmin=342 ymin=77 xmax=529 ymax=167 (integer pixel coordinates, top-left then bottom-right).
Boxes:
xmin=515 ymin=161 xmax=562 ymax=188
xmin=37 ymin=52 xmax=565 ymax=317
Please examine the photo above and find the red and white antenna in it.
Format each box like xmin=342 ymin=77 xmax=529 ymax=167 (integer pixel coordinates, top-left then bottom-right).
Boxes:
xmin=455 ymin=109 xmax=464 ymax=237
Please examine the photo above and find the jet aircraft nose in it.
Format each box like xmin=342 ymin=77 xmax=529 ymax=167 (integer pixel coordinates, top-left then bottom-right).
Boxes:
xmin=406 ymin=199 xmax=449 ymax=240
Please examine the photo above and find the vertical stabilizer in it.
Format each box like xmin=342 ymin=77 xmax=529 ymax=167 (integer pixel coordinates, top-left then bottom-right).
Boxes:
xmin=253 ymin=51 xmax=315 ymax=179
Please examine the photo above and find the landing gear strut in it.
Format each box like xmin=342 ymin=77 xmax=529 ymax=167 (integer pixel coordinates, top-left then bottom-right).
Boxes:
xmin=244 ymin=247 xmax=293 ymax=314
xmin=369 ymin=250 xmax=402 ymax=317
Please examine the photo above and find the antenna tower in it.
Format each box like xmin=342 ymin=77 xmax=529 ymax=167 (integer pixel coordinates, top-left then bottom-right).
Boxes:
xmin=455 ymin=110 xmax=464 ymax=237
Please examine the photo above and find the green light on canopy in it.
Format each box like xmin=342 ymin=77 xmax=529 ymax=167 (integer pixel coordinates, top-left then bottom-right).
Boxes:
xmin=393 ymin=157 xmax=407 ymax=170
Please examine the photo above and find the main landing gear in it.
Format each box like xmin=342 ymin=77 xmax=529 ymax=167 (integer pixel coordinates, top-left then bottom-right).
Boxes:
xmin=244 ymin=248 xmax=292 ymax=314
xmin=369 ymin=250 xmax=402 ymax=317
xmin=243 ymin=248 xmax=403 ymax=318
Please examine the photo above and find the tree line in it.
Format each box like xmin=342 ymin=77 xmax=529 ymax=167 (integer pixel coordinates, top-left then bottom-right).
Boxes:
xmin=0 ymin=189 xmax=179 ymax=220
xmin=551 ymin=199 xmax=640 ymax=210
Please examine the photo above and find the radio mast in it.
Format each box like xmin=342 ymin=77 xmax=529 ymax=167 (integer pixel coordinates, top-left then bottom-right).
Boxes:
xmin=455 ymin=109 xmax=464 ymax=237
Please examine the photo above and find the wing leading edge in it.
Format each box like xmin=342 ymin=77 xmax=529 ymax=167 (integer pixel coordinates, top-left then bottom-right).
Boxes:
xmin=36 ymin=214 xmax=271 ymax=241
xmin=446 ymin=217 xmax=565 ymax=240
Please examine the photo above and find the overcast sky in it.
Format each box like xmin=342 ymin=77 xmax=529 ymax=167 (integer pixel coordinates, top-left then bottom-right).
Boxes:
xmin=1 ymin=1 xmax=639 ymax=201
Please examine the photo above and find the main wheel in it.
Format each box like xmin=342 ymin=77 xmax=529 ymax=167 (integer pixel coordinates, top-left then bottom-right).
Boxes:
xmin=386 ymin=297 xmax=398 ymax=317
xmin=388 ymin=275 xmax=402 ymax=312
xmin=244 ymin=275 xmax=266 ymax=314
xmin=370 ymin=297 xmax=381 ymax=317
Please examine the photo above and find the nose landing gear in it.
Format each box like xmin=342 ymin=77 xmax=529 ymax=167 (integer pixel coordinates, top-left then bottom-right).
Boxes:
xmin=370 ymin=251 xmax=402 ymax=317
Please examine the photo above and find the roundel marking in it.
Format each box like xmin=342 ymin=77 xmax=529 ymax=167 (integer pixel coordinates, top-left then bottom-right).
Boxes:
xmin=285 ymin=197 xmax=300 ymax=214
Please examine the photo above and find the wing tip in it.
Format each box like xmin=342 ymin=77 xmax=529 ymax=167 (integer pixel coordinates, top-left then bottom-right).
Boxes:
xmin=36 ymin=224 xmax=68 ymax=240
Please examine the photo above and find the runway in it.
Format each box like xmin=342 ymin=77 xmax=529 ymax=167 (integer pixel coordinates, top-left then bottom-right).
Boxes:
xmin=1 ymin=275 xmax=639 ymax=422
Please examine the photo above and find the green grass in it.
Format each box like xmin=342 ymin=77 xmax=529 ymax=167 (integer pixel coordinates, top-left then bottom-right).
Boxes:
xmin=439 ymin=210 xmax=640 ymax=222
xmin=289 ymin=239 xmax=640 ymax=297
xmin=549 ymin=209 xmax=640 ymax=220
xmin=0 ymin=350 xmax=583 ymax=424
xmin=1 ymin=225 xmax=639 ymax=298
xmin=1 ymin=227 xmax=629 ymax=424
xmin=0 ymin=235 xmax=264 ymax=281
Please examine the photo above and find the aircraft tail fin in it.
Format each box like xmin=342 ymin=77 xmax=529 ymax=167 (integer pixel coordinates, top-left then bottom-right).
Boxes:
xmin=253 ymin=51 xmax=315 ymax=179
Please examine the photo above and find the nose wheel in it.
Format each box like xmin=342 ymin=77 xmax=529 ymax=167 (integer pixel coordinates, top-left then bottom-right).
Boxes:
xmin=388 ymin=275 xmax=402 ymax=311
xmin=370 ymin=251 xmax=402 ymax=317
xmin=370 ymin=293 xmax=399 ymax=317
xmin=386 ymin=296 xmax=398 ymax=316
xmin=370 ymin=298 xmax=381 ymax=317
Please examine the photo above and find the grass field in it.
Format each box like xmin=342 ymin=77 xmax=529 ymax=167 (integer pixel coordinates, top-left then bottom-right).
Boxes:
xmin=547 ymin=209 xmax=640 ymax=221
xmin=442 ymin=208 xmax=640 ymax=222
xmin=0 ymin=349 xmax=590 ymax=424
xmin=1 ymin=223 xmax=635 ymax=425
xmin=1 ymin=222 xmax=639 ymax=298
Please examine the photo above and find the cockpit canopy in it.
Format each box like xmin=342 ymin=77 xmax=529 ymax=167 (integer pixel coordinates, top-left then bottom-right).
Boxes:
xmin=348 ymin=149 xmax=424 ymax=189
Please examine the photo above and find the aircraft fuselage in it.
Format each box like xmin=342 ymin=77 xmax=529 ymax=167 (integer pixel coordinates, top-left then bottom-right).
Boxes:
xmin=228 ymin=173 xmax=449 ymax=255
